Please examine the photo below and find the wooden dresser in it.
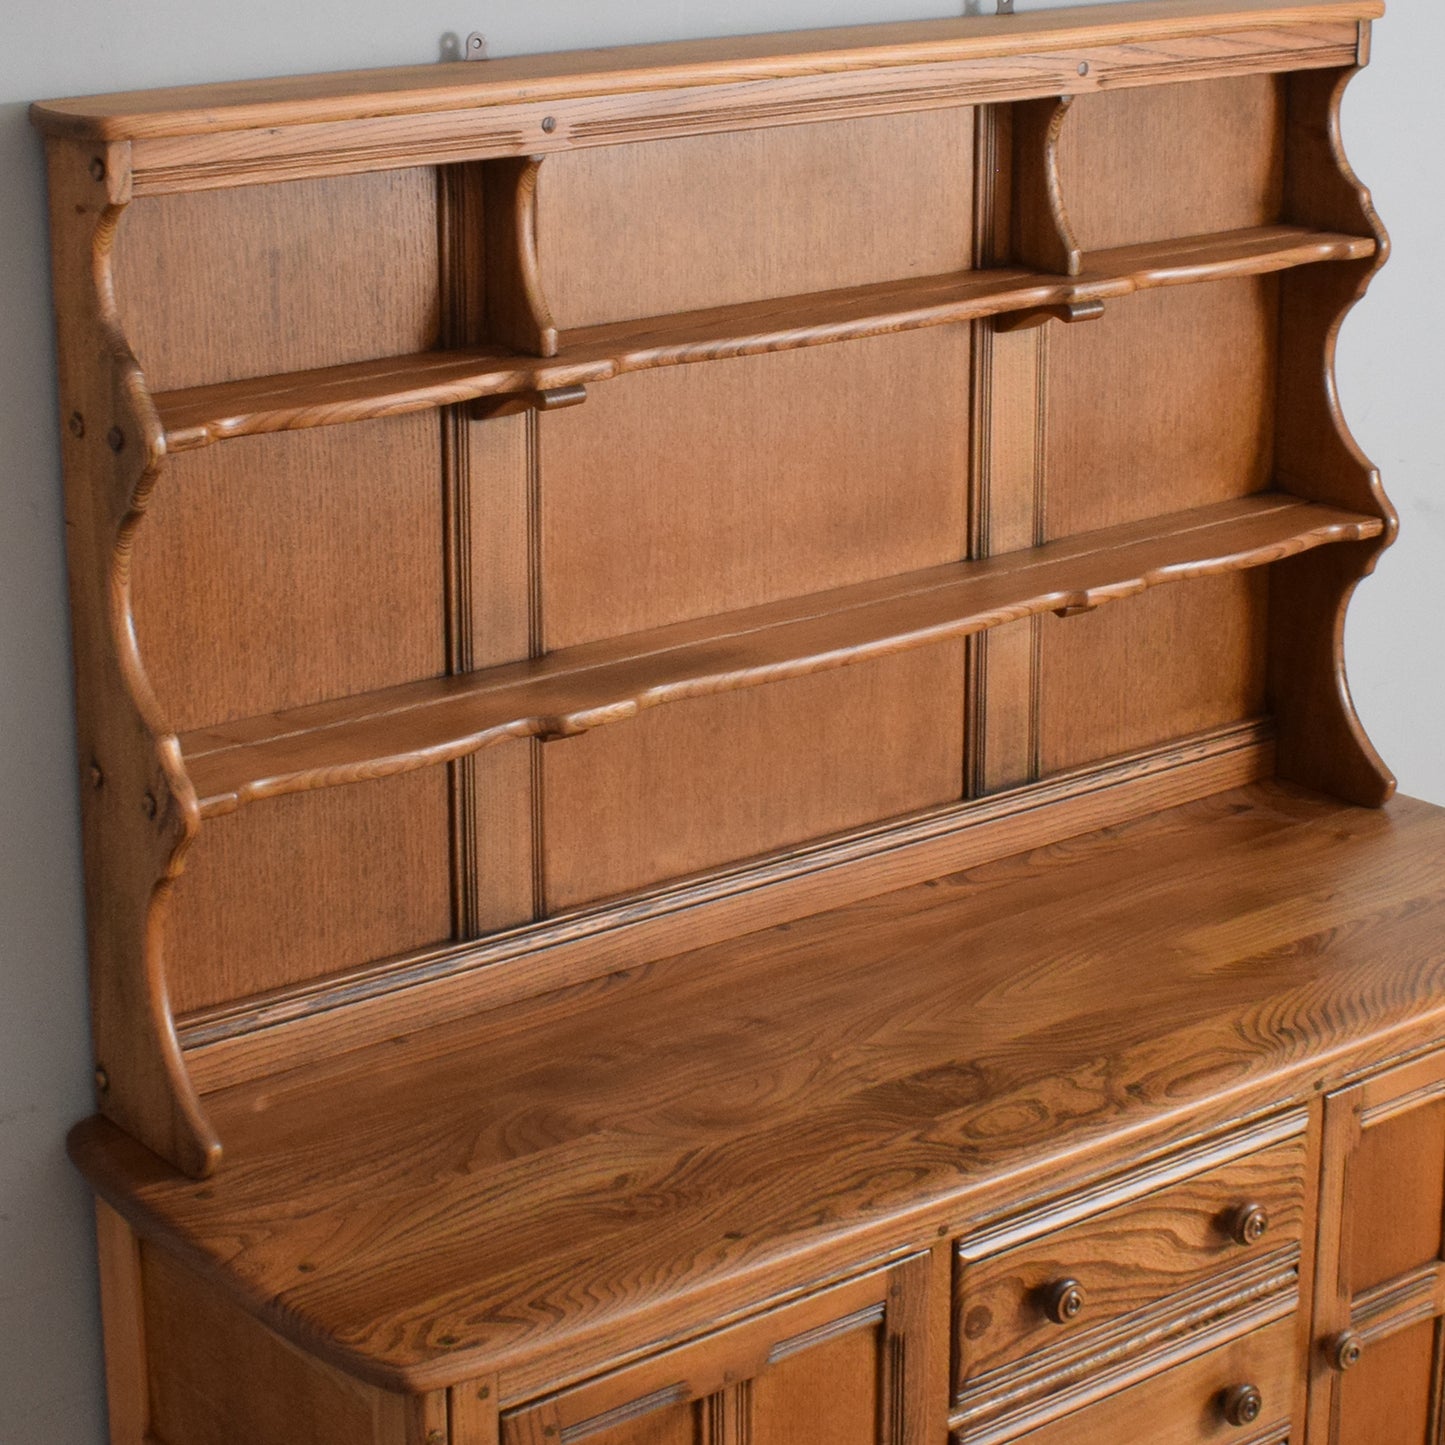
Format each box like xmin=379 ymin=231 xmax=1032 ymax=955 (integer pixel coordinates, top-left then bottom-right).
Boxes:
xmin=32 ymin=1 xmax=1445 ymax=1440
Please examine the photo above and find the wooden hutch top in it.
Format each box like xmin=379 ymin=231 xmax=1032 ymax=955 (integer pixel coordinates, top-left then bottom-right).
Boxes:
xmin=35 ymin=0 xmax=1445 ymax=1429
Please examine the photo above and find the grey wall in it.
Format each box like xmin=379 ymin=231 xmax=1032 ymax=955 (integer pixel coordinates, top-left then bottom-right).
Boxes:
xmin=1 ymin=3 xmax=1439 ymax=1440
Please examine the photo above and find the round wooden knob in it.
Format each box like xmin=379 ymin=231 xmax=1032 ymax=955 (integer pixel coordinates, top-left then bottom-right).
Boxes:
xmin=1330 ymin=1332 xmax=1364 ymax=1372
xmin=1227 ymin=1202 xmax=1270 ymax=1246
xmin=1041 ymin=1278 xmax=1086 ymax=1325
xmin=1221 ymin=1383 xmax=1263 ymax=1427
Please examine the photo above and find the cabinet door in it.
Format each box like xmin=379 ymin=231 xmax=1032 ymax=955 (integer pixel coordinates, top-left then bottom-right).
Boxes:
xmin=501 ymin=1255 xmax=933 ymax=1445
xmin=1310 ymin=1052 xmax=1445 ymax=1444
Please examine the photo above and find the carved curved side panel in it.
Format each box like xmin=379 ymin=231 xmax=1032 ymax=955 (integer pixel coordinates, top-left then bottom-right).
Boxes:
xmin=1270 ymin=68 xmax=1395 ymax=807
xmin=1011 ymin=97 xmax=1083 ymax=278
xmin=483 ymin=155 xmax=560 ymax=357
xmin=46 ymin=138 xmax=220 ymax=1177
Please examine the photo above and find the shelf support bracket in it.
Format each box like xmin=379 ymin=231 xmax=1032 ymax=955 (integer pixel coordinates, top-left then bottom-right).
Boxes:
xmin=995 ymin=299 xmax=1104 ymax=333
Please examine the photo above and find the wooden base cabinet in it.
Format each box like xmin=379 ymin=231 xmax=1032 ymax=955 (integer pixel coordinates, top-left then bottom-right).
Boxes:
xmin=32 ymin=2 xmax=1443 ymax=1443
xmin=1310 ymin=1051 xmax=1445 ymax=1445
xmin=500 ymin=1256 xmax=936 ymax=1445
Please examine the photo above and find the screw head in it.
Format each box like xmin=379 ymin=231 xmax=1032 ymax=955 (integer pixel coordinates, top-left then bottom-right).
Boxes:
xmin=89 ymin=761 xmax=104 ymax=789
xmin=541 ymin=115 xmax=558 ymax=133
xmin=106 ymin=426 xmax=125 ymax=453
xmin=94 ymin=1066 xmax=110 ymax=1093
xmin=68 ymin=412 xmax=85 ymax=438
xmin=1078 ymin=61 xmax=1090 ymax=76
xmin=89 ymin=157 xmax=106 ymax=182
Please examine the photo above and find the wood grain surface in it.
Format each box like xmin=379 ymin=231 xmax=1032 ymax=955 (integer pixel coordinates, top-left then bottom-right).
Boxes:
xmin=31 ymin=3 xmax=1379 ymax=143
xmin=68 ymin=783 xmax=1445 ymax=1397
xmin=149 ymin=227 xmax=1373 ymax=451
xmin=173 ymin=495 xmax=1377 ymax=816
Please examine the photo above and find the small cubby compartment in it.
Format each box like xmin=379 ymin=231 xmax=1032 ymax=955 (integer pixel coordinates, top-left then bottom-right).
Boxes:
xmin=533 ymin=109 xmax=976 ymax=331
xmin=1055 ymin=73 xmax=1288 ymax=255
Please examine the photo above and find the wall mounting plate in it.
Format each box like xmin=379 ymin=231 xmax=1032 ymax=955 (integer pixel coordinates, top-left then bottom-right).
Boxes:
xmin=465 ymin=31 xmax=488 ymax=60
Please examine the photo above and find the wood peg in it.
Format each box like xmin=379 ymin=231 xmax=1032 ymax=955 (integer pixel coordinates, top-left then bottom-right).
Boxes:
xmin=995 ymin=300 xmax=1106 ymax=334
xmin=469 ymin=384 xmax=588 ymax=422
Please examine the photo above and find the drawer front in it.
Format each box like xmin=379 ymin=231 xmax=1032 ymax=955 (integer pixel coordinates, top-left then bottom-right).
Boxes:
xmin=955 ymin=1133 xmax=1307 ymax=1394
xmin=957 ymin=1313 xmax=1296 ymax=1444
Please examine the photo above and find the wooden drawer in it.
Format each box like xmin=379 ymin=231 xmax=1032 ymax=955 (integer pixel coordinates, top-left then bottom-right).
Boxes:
xmin=956 ymin=1313 xmax=1297 ymax=1443
xmin=955 ymin=1132 xmax=1307 ymax=1396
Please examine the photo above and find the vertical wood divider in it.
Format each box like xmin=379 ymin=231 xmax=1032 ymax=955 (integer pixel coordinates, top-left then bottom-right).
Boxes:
xmin=968 ymin=103 xmax=1049 ymax=798
xmin=441 ymin=163 xmax=543 ymax=938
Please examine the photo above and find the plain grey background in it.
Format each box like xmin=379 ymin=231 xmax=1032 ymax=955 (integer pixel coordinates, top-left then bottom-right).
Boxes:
xmin=1 ymin=2 xmax=1439 ymax=1439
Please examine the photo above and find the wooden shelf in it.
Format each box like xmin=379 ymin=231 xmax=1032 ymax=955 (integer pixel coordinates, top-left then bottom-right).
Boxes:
xmin=180 ymin=494 xmax=1383 ymax=818
xmin=154 ymin=226 xmax=1375 ymax=452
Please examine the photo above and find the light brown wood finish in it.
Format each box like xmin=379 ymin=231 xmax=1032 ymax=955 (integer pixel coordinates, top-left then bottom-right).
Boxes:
xmin=37 ymin=6 xmax=1415 ymax=1440
xmin=148 ymin=226 xmax=1373 ymax=452
xmin=95 ymin=1202 xmax=149 ymax=1445
xmin=44 ymin=138 xmax=219 ymax=1177
xmin=30 ymin=6 xmax=1372 ymax=195
xmin=1308 ymin=1052 xmax=1445 ymax=1443
xmin=955 ymin=1132 xmax=1307 ymax=1392
xmin=171 ymin=495 xmax=1375 ymax=816
xmin=962 ymin=1313 xmax=1298 ymax=1443
xmin=538 ymin=111 xmax=975 ymax=330
xmin=1269 ymin=65 xmax=1396 ymax=806
xmin=501 ymin=1257 xmax=930 ymax=1445
xmin=67 ymin=784 xmax=1445 ymax=1398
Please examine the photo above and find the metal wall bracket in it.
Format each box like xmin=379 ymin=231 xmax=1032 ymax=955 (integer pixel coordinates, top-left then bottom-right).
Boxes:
xmin=997 ymin=1 xmax=1016 ymax=13
xmin=465 ymin=31 xmax=489 ymax=60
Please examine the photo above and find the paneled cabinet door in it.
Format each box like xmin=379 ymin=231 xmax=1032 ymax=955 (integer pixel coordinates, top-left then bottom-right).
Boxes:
xmin=501 ymin=1254 xmax=933 ymax=1445
xmin=1310 ymin=1052 xmax=1445 ymax=1445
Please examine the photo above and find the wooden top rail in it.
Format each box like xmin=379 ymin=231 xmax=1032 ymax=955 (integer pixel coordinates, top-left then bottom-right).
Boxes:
xmin=32 ymin=0 xmax=1381 ymax=141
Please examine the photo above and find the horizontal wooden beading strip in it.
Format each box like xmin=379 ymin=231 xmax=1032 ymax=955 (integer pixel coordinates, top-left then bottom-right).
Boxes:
xmin=154 ymin=226 xmax=1375 ymax=452
xmin=179 ymin=494 xmax=1382 ymax=818
xmin=115 ymin=23 xmax=1362 ymax=193
xmin=32 ymin=1 xmax=1379 ymax=143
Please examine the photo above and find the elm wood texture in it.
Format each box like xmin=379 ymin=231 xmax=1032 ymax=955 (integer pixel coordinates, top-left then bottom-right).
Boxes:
xmin=68 ymin=784 xmax=1445 ymax=1399
xmin=1036 ymin=571 xmax=1269 ymax=774
xmin=177 ymin=723 xmax=1278 ymax=1076
xmin=1269 ymin=66 xmax=1397 ymax=807
xmin=113 ymin=169 xmax=439 ymax=391
xmin=1307 ymin=1052 xmax=1445 ymax=1443
xmin=1057 ymin=73 xmax=1285 ymax=252
xmin=500 ymin=1256 xmax=930 ymax=1445
xmin=141 ymin=1242 xmax=442 ymax=1445
xmin=28 ymin=1 xmax=1380 ymax=141
xmin=163 ymin=775 xmax=453 ymax=1015
xmin=28 ymin=7 xmax=1371 ymax=195
xmin=480 ymin=157 xmax=559 ymax=358
xmin=95 ymin=1202 xmax=148 ymax=1445
xmin=1010 ymin=98 xmax=1082 ymax=278
xmin=537 ymin=111 xmax=975 ymax=332
xmin=958 ymin=1313 xmax=1298 ymax=1444
xmin=954 ymin=1132 xmax=1307 ymax=1393
xmin=148 ymin=225 xmax=1374 ymax=452
xmin=132 ymin=416 xmax=447 ymax=731
xmin=43 ymin=137 xmax=219 ymax=1178
xmin=538 ymin=334 xmax=971 ymax=649
xmin=175 ymin=495 xmax=1378 ymax=817
xmin=540 ymin=648 xmax=967 ymax=913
